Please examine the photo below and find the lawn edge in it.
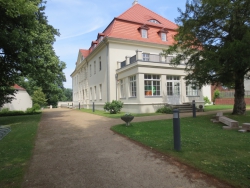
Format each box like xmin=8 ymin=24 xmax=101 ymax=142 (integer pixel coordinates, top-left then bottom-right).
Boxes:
xmin=110 ymin=126 xmax=234 ymax=188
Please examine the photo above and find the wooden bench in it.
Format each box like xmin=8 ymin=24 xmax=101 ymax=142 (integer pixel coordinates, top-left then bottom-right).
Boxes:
xmin=218 ymin=116 xmax=239 ymax=129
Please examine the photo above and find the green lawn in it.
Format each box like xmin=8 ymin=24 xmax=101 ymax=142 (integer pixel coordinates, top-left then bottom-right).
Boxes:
xmin=204 ymin=105 xmax=234 ymax=111
xmin=204 ymin=104 xmax=250 ymax=112
xmin=0 ymin=114 xmax=41 ymax=188
xmin=79 ymin=108 xmax=162 ymax=118
xmin=111 ymin=112 xmax=250 ymax=188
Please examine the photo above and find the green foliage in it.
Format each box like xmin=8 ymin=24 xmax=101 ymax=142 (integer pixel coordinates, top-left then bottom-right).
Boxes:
xmin=162 ymin=0 xmax=250 ymax=114
xmin=212 ymin=89 xmax=220 ymax=103
xmin=0 ymin=86 xmax=16 ymax=108
xmin=33 ymin=103 xmax=41 ymax=110
xmin=203 ymin=96 xmax=211 ymax=105
xmin=156 ymin=106 xmax=172 ymax=113
xmin=32 ymin=88 xmax=47 ymax=107
xmin=103 ymin=100 xmax=123 ymax=114
xmin=0 ymin=1 xmax=66 ymax=107
xmin=0 ymin=114 xmax=41 ymax=187
xmin=0 ymin=110 xmax=25 ymax=116
xmin=62 ymin=88 xmax=73 ymax=101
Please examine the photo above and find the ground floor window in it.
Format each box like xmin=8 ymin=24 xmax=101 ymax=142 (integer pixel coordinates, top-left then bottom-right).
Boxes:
xmin=90 ymin=88 xmax=92 ymax=100
xmin=129 ymin=75 xmax=136 ymax=97
xmin=99 ymin=84 xmax=102 ymax=100
xmin=167 ymin=76 xmax=180 ymax=96
xmin=120 ymin=79 xmax=125 ymax=98
xmin=186 ymin=84 xmax=199 ymax=96
xmin=144 ymin=74 xmax=160 ymax=96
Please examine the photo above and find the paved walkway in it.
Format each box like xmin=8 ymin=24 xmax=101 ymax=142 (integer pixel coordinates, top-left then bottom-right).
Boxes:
xmin=22 ymin=108 xmax=232 ymax=188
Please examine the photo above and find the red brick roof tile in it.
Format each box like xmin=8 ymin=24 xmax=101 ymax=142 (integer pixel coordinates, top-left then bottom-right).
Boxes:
xmin=80 ymin=49 xmax=90 ymax=58
xmin=117 ymin=4 xmax=177 ymax=30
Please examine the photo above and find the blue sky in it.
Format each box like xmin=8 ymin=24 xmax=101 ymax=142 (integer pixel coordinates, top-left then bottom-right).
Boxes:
xmin=45 ymin=0 xmax=187 ymax=88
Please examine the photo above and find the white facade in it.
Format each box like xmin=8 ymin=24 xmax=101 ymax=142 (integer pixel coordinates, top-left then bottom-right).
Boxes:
xmin=71 ymin=3 xmax=211 ymax=113
xmin=71 ymin=38 xmax=211 ymax=113
xmin=2 ymin=90 xmax=32 ymax=111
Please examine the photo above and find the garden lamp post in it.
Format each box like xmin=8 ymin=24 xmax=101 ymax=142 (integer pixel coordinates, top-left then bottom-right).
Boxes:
xmin=173 ymin=109 xmax=181 ymax=151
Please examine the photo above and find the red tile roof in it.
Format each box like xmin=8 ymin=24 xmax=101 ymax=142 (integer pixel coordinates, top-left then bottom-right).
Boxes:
xmin=13 ymin=84 xmax=25 ymax=90
xmin=80 ymin=49 xmax=90 ymax=58
xmin=117 ymin=4 xmax=177 ymax=30
xmin=79 ymin=3 xmax=178 ymax=59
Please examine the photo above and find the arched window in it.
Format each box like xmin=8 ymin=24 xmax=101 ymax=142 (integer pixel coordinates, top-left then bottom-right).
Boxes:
xmin=148 ymin=19 xmax=160 ymax=24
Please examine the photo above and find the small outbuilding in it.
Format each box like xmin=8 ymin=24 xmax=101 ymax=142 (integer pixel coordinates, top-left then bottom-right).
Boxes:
xmin=1 ymin=84 xmax=32 ymax=111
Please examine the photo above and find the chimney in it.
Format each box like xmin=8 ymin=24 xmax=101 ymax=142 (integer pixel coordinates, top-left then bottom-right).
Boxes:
xmin=132 ymin=0 xmax=138 ymax=6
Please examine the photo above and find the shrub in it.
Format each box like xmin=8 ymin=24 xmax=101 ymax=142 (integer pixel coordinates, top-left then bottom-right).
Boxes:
xmin=104 ymin=100 xmax=123 ymax=114
xmin=26 ymin=107 xmax=36 ymax=114
xmin=156 ymin=106 xmax=172 ymax=114
xmin=203 ymin=96 xmax=211 ymax=105
xmin=33 ymin=103 xmax=41 ymax=110
xmin=212 ymin=89 xmax=220 ymax=103
xmin=0 ymin=110 xmax=24 ymax=116
xmin=1 ymin=108 xmax=9 ymax=112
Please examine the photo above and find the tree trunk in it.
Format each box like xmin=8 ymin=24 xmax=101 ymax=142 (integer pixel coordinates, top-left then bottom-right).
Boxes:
xmin=232 ymin=73 xmax=246 ymax=115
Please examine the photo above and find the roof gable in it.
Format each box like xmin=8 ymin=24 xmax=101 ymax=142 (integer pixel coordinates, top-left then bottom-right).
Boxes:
xmin=117 ymin=4 xmax=177 ymax=30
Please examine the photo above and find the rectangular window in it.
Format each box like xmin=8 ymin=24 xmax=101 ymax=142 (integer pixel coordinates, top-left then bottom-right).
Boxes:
xmin=99 ymin=57 xmax=102 ymax=71
xmin=129 ymin=75 xmax=137 ymax=97
xmin=99 ymin=84 xmax=102 ymax=99
xmin=94 ymin=61 xmax=96 ymax=74
xmin=141 ymin=29 xmax=147 ymax=38
xmin=186 ymin=84 xmax=199 ymax=96
xmin=90 ymin=87 xmax=92 ymax=100
xmin=94 ymin=86 xmax=96 ymax=100
xmin=161 ymin=33 xmax=166 ymax=41
xmin=144 ymin=75 xmax=161 ymax=96
xmin=90 ymin=64 xmax=92 ymax=77
xmin=120 ymin=79 xmax=125 ymax=98
xmin=143 ymin=53 xmax=150 ymax=61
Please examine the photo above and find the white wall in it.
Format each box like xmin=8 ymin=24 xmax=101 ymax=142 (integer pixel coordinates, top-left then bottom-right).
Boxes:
xmin=2 ymin=90 xmax=32 ymax=111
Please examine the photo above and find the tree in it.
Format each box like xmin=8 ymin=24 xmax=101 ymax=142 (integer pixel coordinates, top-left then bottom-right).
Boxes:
xmin=32 ymin=88 xmax=47 ymax=107
xmin=0 ymin=86 xmax=16 ymax=108
xmin=162 ymin=0 xmax=250 ymax=115
xmin=0 ymin=0 xmax=66 ymax=106
xmin=63 ymin=88 xmax=73 ymax=101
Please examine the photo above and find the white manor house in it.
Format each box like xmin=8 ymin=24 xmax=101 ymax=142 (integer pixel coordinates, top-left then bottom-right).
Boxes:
xmin=71 ymin=1 xmax=211 ymax=113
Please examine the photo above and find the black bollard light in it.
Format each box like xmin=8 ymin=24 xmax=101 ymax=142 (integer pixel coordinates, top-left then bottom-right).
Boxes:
xmin=192 ymin=100 xmax=196 ymax=118
xmin=93 ymin=102 xmax=95 ymax=112
xmin=79 ymin=102 xmax=80 ymax=110
xmin=173 ymin=109 xmax=181 ymax=151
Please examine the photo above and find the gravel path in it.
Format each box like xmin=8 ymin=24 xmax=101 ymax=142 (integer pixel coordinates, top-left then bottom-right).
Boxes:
xmin=22 ymin=108 xmax=231 ymax=188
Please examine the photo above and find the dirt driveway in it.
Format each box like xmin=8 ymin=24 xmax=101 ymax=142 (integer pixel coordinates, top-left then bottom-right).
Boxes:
xmin=22 ymin=108 xmax=230 ymax=188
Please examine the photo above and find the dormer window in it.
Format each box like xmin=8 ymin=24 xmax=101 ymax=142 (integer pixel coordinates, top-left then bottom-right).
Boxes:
xmin=81 ymin=56 xmax=84 ymax=61
xmin=148 ymin=19 xmax=160 ymax=24
xmin=138 ymin=25 xmax=149 ymax=38
xmin=141 ymin=29 xmax=147 ymax=38
xmin=161 ymin=33 xmax=166 ymax=41
xmin=98 ymin=36 xmax=103 ymax=43
xmin=158 ymin=28 xmax=168 ymax=41
xmin=91 ymin=41 xmax=98 ymax=49
xmin=97 ymin=33 xmax=105 ymax=43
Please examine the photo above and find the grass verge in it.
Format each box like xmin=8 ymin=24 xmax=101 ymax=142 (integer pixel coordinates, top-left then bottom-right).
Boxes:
xmin=0 ymin=114 xmax=42 ymax=188
xmin=111 ymin=112 xmax=250 ymax=188
xmin=79 ymin=108 xmax=162 ymax=118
